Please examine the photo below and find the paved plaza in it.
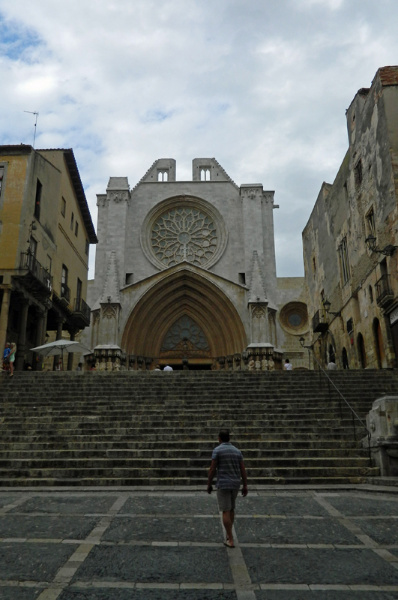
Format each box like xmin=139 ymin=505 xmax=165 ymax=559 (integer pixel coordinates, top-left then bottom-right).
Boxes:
xmin=0 ymin=486 xmax=397 ymax=599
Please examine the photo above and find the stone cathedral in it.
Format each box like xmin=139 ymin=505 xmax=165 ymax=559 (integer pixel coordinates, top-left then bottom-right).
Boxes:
xmin=86 ymin=158 xmax=308 ymax=370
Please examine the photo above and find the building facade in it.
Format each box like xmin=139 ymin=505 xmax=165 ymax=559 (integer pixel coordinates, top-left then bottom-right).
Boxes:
xmin=87 ymin=158 xmax=308 ymax=370
xmin=0 ymin=145 xmax=97 ymax=370
xmin=302 ymin=66 xmax=398 ymax=369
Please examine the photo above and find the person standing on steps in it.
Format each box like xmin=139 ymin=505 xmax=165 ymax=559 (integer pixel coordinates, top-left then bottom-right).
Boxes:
xmin=207 ymin=429 xmax=248 ymax=548
xmin=8 ymin=342 xmax=17 ymax=376
xmin=2 ymin=342 xmax=11 ymax=373
xmin=284 ymin=358 xmax=293 ymax=370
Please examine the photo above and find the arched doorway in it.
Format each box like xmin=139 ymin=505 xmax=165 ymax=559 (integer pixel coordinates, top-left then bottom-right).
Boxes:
xmin=121 ymin=269 xmax=247 ymax=368
xmin=342 ymin=347 xmax=349 ymax=369
xmin=357 ymin=332 xmax=366 ymax=369
xmin=373 ymin=317 xmax=385 ymax=368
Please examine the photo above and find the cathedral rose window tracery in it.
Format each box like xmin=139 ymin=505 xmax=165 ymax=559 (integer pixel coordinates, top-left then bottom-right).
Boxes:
xmin=141 ymin=196 xmax=227 ymax=270
xmin=151 ymin=207 xmax=218 ymax=267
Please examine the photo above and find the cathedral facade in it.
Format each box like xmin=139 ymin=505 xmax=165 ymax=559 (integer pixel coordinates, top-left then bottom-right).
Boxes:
xmin=86 ymin=158 xmax=308 ymax=370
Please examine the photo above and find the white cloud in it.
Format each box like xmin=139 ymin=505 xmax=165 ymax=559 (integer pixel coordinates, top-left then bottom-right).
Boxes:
xmin=0 ymin=0 xmax=398 ymax=279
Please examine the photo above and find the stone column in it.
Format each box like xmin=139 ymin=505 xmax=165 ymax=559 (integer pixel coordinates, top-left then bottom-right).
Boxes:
xmin=67 ymin=331 xmax=76 ymax=371
xmin=16 ymin=299 xmax=30 ymax=371
xmin=35 ymin=308 xmax=48 ymax=371
xmin=53 ymin=317 xmax=65 ymax=370
xmin=0 ymin=285 xmax=11 ymax=356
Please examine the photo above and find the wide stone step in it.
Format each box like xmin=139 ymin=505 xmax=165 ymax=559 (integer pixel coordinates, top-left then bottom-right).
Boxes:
xmin=0 ymin=431 xmax=366 ymax=444
xmin=0 ymin=439 xmax=361 ymax=451
xmin=0 ymin=421 xmax=366 ymax=432
xmin=0 ymin=369 xmax=393 ymax=487
xmin=0 ymin=464 xmax=378 ymax=479
xmin=0 ymin=474 xmax=376 ymax=487
xmin=0 ymin=455 xmax=371 ymax=469
xmin=0 ymin=447 xmax=366 ymax=459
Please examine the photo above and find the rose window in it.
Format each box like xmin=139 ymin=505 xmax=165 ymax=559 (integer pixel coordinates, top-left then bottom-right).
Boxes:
xmin=151 ymin=207 xmax=218 ymax=267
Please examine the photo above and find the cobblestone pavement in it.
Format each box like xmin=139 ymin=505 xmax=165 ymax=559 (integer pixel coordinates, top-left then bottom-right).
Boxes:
xmin=0 ymin=486 xmax=398 ymax=599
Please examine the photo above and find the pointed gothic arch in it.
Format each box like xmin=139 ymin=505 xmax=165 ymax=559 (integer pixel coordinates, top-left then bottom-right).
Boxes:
xmin=121 ymin=269 xmax=247 ymax=361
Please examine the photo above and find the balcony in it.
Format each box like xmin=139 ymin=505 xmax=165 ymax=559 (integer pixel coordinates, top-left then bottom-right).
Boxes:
xmin=72 ymin=297 xmax=91 ymax=328
xmin=375 ymin=274 xmax=394 ymax=308
xmin=312 ymin=308 xmax=329 ymax=333
xmin=61 ymin=282 xmax=71 ymax=304
xmin=18 ymin=252 xmax=52 ymax=298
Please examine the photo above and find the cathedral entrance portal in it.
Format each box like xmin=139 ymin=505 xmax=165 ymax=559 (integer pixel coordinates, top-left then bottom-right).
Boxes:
xmin=159 ymin=315 xmax=212 ymax=369
xmin=121 ymin=268 xmax=247 ymax=369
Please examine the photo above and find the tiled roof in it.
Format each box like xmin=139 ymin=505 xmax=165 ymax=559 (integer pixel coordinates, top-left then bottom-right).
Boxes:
xmin=378 ymin=65 xmax=398 ymax=86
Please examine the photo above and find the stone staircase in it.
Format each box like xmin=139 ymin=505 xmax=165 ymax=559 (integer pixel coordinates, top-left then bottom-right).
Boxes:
xmin=0 ymin=369 xmax=397 ymax=486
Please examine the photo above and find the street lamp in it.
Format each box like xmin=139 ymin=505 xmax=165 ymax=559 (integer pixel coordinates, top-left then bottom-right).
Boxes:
xmin=365 ymin=235 xmax=397 ymax=257
xmin=322 ymin=298 xmax=341 ymax=317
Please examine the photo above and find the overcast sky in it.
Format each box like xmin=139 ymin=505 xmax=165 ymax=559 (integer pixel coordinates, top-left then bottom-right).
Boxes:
xmin=1 ymin=0 xmax=398 ymax=279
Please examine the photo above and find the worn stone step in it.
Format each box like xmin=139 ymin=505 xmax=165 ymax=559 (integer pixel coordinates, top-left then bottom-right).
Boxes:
xmin=0 ymin=465 xmax=379 ymax=480
xmin=0 ymin=369 xmax=393 ymax=486
xmin=0 ymin=455 xmax=371 ymax=469
xmin=0 ymin=447 xmax=366 ymax=459
xmin=0 ymin=439 xmax=361 ymax=451
xmin=0 ymin=475 xmax=374 ymax=487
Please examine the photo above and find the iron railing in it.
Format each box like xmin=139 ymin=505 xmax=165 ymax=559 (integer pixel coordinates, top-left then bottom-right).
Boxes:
xmin=20 ymin=252 xmax=52 ymax=292
xmin=312 ymin=309 xmax=329 ymax=333
xmin=73 ymin=297 xmax=91 ymax=322
xmin=375 ymin=274 xmax=394 ymax=307
xmin=306 ymin=345 xmax=372 ymax=466
xmin=61 ymin=282 xmax=71 ymax=303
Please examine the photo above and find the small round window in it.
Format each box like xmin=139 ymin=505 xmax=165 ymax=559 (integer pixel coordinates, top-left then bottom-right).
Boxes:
xmin=279 ymin=302 xmax=308 ymax=334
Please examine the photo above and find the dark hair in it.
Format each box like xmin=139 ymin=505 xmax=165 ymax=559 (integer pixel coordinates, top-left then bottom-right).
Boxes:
xmin=219 ymin=429 xmax=230 ymax=442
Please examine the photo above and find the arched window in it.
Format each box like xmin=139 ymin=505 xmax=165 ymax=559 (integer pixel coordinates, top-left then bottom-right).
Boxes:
xmin=158 ymin=170 xmax=169 ymax=182
xmin=328 ymin=344 xmax=335 ymax=364
xmin=200 ymin=167 xmax=211 ymax=181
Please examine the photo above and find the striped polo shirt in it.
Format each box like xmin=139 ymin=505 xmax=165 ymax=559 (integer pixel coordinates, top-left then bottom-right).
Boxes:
xmin=212 ymin=442 xmax=243 ymax=490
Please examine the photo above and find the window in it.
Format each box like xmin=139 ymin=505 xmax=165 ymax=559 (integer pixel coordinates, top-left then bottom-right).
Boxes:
xmin=47 ymin=255 xmax=52 ymax=274
xmin=70 ymin=212 xmax=74 ymax=231
xmin=29 ymin=237 xmax=38 ymax=257
xmin=354 ymin=159 xmax=363 ymax=188
xmin=0 ymin=165 xmax=4 ymax=198
xmin=346 ymin=318 xmax=354 ymax=335
xmin=61 ymin=265 xmax=69 ymax=300
xmin=125 ymin=273 xmax=134 ymax=285
xmin=368 ymin=285 xmax=373 ymax=303
xmin=85 ymin=239 xmax=89 ymax=256
xmin=238 ymin=273 xmax=246 ymax=285
xmin=157 ymin=170 xmax=168 ymax=182
xmin=200 ymin=167 xmax=211 ymax=181
xmin=365 ymin=207 xmax=375 ymax=237
xmin=75 ymin=221 xmax=79 ymax=237
xmin=76 ymin=278 xmax=82 ymax=303
xmin=61 ymin=197 xmax=66 ymax=217
xmin=338 ymin=237 xmax=350 ymax=284
xmin=34 ymin=179 xmax=42 ymax=220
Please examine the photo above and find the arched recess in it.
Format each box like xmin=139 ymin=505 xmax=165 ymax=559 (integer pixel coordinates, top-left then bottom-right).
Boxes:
xmin=373 ymin=317 xmax=385 ymax=368
xmin=357 ymin=332 xmax=366 ymax=369
xmin=121 ymin=270 xmax=247 ymax=359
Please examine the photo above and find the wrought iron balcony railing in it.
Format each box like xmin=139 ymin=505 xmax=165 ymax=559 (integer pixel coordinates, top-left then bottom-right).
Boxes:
xmin=312 ymin=308 xmax=329 ymax=333
xmin=19 ymin=252 xmax=52 ymax=293
xmin=61 ymin=282 xmax=71 ymax=303
xmin=375 ymin=274 xmax=394 ymax=307
xmin=73 ymin=297 xmax=91 ymax=323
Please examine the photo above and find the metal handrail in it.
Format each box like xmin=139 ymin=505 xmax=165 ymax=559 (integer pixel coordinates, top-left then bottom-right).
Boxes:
xmin=306 ymin=345 xmax=372 ymax=465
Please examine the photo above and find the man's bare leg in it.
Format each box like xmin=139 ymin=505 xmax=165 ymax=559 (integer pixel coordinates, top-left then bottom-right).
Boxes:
xmin=222 ymin=510 xmax=234 ymax=547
